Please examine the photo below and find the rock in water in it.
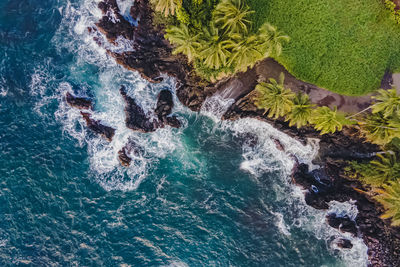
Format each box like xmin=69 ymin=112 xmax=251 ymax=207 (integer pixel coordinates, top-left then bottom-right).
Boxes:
xmin=120 ymin=86 xmax=158 ymax=132
xmin=155 ymin=90 xmax=174 ymax=120
xmin=326 ymin=213 xmax=358 ymax=236
xmin=154 ymin=90 xmax=181 ymax=128
xmin=96 ymin=0 xmax=134 ymax=43
xmin=118 ymin=147 xmax=132 ymax=167
xmin=65 ymin=92 xmax=93 ymax=110
xmin=336 ymin=239 xmax=353 ymax=249
xmin=117 ymin=140 xmax=143 ymax=167
xmin=166 ymin=116 xmax=181 ymax=128
xmin=80 ymin=112 xmax=115 ymax=141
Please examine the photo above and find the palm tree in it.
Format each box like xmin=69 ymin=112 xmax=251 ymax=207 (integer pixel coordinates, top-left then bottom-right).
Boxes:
xmin=369 ymin=153 xmax=400 ymax=186
xmin=310 ymin=106 xmax=351 ymax=134
xmin=374 ymin=180 xmax=400 ymax=226
xmin=213 ymin=0 xmax=254 ymax=34
xmin=151 ymin=0 xmax=182 ymax=17
xmin=257 ymin=23 xmax=290 ymax=57
xmin=198 ymin=23 xmax=233 ymax=69
xmin=285 ymin=93 xmax=314 ymax=128
xmin=228 ymin=34 xmax=264 ymax=72
xmin=165 ymin=24 xmax=200 ymax=62
xmin=372 ymin=89 xmax=400 ymax=118
xmin=359 ymin=112 xmax=400 ymax=145
xmin=254 ymin=73 xmax=295 ymax=119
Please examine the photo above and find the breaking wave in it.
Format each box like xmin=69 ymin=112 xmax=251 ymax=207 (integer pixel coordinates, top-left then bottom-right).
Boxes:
xmin=25 ymin=0 xmax=369 ymax=265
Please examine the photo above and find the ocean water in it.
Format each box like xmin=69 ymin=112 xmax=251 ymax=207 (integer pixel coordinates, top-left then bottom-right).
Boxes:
xmin=0 ymin=0 xmax=369 ymax=266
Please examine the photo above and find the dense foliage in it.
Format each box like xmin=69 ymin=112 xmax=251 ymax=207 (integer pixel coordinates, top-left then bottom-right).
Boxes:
xmin=154 ymin=0 xmax=400 ymax=228
xmin=285 ymin=93 xmax=313 ymax=128
xmin=254 ymin=73 xmax=294 ymax=119
xmin=248 ymin=0 xmax=400 ymax=95
xmin=346 ymin=89 xmax=400 ymax=226
xmin=254 ymin=73 xmax=353 ymax=133
xmin=159 ymin=0 xmax=289 ymax=81
xmin=375 ymin=181 xmax=400 ymax=226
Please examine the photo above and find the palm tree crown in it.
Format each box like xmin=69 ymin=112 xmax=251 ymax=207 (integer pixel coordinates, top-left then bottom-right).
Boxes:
xmin=374 ymin=180 xmax=400 ymax=226
xmin=254 ymin=73 xmax=295 ymax=119
xmin=165 ymin=24 xmax=200 ymax=62
xmin=372 ymin=89 xmax=400 ymax=118
xmin=285 ymin=93 xmax=314 ymax=128
xmin=258 ymin=23 xmax=290 ymax=57
xmin=228 ymin=34 xmax=264 ymax=72
xmin=213 ymin=0 xmax=254 ymax=34
xmin=152 ymin=0 xmax=182 ymax=17
xmin=198 ymin=23 xmax=233 ymax=69
xmin=310 ymin=106 xmax=350 ymax=134
xmin=360 ymin=112 xmax=400 ymax=145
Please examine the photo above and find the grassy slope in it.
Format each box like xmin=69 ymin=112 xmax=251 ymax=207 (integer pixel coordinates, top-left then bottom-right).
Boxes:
xmin=248 ymin=0 xmax=400 ymax=96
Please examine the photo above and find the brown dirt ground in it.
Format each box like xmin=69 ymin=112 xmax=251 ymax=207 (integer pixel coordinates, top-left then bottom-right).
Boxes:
xmin=255 ymin=59 xmax=378 ymax=113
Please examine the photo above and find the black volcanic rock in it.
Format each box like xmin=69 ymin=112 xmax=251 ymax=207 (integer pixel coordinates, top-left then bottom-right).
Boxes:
xmin=291 ymin=161 xmax=400 ymax=266
xmin=155 ymin=90 xmax=174 ymax=120
xmin=326 ymin=213 xmax=358 ymax=236
xmin=336 ymin=238 xmax=353 ymax=249
xmin=95 ymin=0 xmax=135 ymax=43
xmin=65 ymin=92 xmax=92 ymax=110
xmin=80 ymin=112 xmax=115 ymax=141
xmin=120 ymin=86 xmax=159 ymax=132
xmin=165 ymin=115 xmax=181 ymax=128
xmin=117 ymin=140 xmax=144 ymax=167
xmin=92 ymin=0 xmax=400 ymax=265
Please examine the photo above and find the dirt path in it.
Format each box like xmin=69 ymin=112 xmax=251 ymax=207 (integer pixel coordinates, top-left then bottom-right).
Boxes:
xmin=255 ymin=59 xmax=376 ymax=113
xmin=393 ymin=73 xmax=400 ymax=94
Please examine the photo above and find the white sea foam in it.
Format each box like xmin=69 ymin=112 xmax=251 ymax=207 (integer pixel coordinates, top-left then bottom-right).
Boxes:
xmin=44 ymin=0 xmax=186 ymax=191
xmin=45 ymin=0 xmax=369 ymax=264
xmin=0 ymin=77 xmax=7 ymax=97
xmin=201 ymin=94 xmax=235 ymax=122
xmin=203 ymin=116 xmax=368 ymax=266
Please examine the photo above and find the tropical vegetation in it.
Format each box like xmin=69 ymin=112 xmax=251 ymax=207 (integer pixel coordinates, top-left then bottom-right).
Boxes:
xmin=254 ymin=73 xmax=353 ymax=134
xmin=254 ymin=73 xmax=294 ymax=119
xmin=384 ymin=0 xmax=400 ymax=24
xmin=155 ymin=0 xmax=400 ymax=228
xmin=374 ymin=181 xmax=400 ymax=227
xmin=253 ymin=75 xmax=400 ymax=225
xmin=310 ymin=107 xmax=353 ymax=135
xmin=156 ymin=0 xmax=289 ymax=81
xmin=285 ymin=93 xmax=313 ymax=128
xmin=344 ymin=89 xmax=400 ymax=226
xmin=248 ymin=0 xmax=400 ymax=95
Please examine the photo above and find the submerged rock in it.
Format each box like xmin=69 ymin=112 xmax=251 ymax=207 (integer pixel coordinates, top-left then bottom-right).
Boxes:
xmin=155 ymin=90 xmax=181 ymax=128
xmin=336 ymin=238 xmax=353 ymax=249
xmin=80 ymin=112 xmax=115 ymax=141
xmin=118 ymin=147 xmax=132 ymax=167
xmin=65 ymin=92 xmax=92 ymax=110
xmin=273 ymin=138 xmax=285 ymax=151
xmin=117 ymin=140 xmax=143 ymax=167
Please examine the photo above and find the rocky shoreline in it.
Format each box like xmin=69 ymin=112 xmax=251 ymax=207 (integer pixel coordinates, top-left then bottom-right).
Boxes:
xmin=73 ymin=0 xmax=400 ymax=265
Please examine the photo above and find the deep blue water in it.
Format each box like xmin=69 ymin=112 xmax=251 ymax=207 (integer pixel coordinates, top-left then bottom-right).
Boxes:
xmin=0 ymin=0 xmax=368 ymax=266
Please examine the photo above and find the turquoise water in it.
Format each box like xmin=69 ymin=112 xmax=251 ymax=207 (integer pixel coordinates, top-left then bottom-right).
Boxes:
xmin=0 ymin=0 xmax=368 ymax=266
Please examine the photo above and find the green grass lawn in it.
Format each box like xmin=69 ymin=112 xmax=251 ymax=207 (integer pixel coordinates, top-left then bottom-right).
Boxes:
xmin=248 ymin=0 xmax=400 ymax=96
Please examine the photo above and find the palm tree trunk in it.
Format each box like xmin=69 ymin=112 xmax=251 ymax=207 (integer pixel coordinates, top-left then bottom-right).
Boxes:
xmin=346 ymin=106 xmax=372 ymax=119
